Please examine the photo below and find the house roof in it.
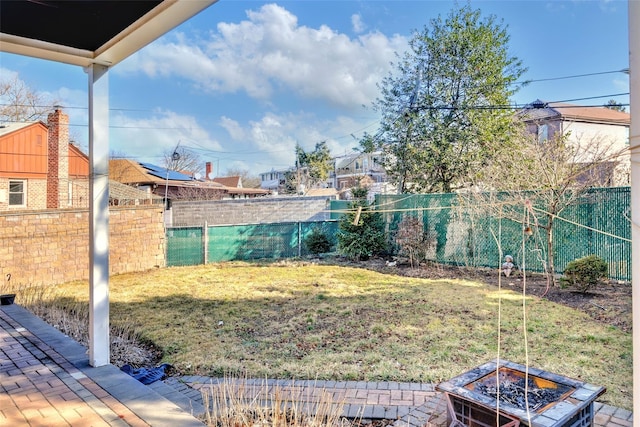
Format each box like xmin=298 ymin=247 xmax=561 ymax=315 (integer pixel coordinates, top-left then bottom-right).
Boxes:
xmin=212 ymin=176 xmax=241 ymax=188
xmin=520 ymin=100 xmax=630 ymax=126
xmin=0 ymin=1 xmax=217 ymax=68
xmin=109 ymin=159 xmax=196 ymax=184
xmin=110 ymin=159 xmax=160 ymax=184
xmin=139 ymin=162 xmax=195 ymax=181
xmin=109 ymin=159 xmax=270 ymax=196
xmin=336 ymin=155 xmax=360 ymax=169
xmin=0 ymin=121 xmax=44 ymax=137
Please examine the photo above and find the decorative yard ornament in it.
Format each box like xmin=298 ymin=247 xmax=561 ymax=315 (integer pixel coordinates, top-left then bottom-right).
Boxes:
xmin=502 ymin=255 xmax=515 ymax=277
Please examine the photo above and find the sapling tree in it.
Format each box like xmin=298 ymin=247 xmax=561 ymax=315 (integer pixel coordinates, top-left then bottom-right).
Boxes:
xmin=465 ymin=130 xmax=628 ymax=287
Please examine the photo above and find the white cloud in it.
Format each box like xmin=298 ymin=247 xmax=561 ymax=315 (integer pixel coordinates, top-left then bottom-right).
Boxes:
xmin=0 ymin=67 xmax=19 ymax=82
xmin=117 ymin=3 xmax=406 ymax=110
xmin=219 ymin=116 xmax=246 ymax=140
xmin=109 ymin=110 xmax=223 ymax=164
xmin=214 ymin=109 xmax=379 ymax=174
xmin=612 ymin=76 xmax=628 ymax=90
xmin=351 ymin=13 xmax=366 ymax=33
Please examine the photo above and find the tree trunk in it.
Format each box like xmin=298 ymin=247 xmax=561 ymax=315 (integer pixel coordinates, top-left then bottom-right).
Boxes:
xmin=546 ymin=216 xmax=557 ymax=287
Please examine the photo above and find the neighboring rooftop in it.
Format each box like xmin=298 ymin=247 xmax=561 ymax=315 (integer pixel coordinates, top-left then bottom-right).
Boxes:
xmin=110 ymin=159 xmax=200 ymax=185
xmin=0 ymin=121 xmax=42 ymax=137
xmin=212 ymin=175 xmax=242 ymax=188
xmin=520 ymin=100 xmax=630 ymax=125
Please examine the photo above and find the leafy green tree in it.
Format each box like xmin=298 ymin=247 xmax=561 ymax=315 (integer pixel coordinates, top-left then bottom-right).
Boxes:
xmin=284 ymin=141 xmax=333 ymax=194
xmin=367 ymin=3 xmax=526 ymax=193
xmin=336 ymin=187 xmax=388 ymax=260
xmin=296 ymin=141 xmax=333 ymax=190
xmin=605 ymin=99 xmax=626 ymax=112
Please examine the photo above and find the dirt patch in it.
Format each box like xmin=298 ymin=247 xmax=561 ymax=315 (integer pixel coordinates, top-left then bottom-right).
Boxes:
xmin=321 ymin=257 xmax=632 ymax=334
xmin=514 ymin=277 xmax=632 ymax=333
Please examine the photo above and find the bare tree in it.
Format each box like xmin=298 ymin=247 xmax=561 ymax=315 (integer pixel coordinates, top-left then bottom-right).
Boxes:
xmin=465 ymin=131 xmax=628 ymax=288
xmin=223 ymin=167 xmax=261 ymax=188
xmin=0 ymin=74 xmax=57 ymax=122
xmin=163 ymin=146 xmax=203 ymax=177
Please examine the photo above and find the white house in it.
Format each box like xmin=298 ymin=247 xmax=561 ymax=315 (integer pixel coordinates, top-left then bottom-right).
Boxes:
xmin=519 ymin=100 xmax=630 ymax=185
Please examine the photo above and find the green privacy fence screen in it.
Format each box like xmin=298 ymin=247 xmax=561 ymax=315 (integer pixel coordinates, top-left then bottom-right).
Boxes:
xmin=165 ymin=227 xmax=204 ymax=267
xmin=166 ymin=187 xmax=630 ymax=280
xmin=374 ymin=187 xmax=631 ymax=281
xmin=166 ymin=221 xmax=339 ymax=266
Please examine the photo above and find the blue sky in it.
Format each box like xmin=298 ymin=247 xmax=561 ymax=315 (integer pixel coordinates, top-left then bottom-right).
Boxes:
xmin=0 ymin=0 xmax=631 ymax=177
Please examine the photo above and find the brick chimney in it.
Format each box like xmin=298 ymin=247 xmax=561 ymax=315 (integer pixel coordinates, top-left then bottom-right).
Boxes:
xmin=205 ymin=162 xmax=213 ymax=180
xmin=46 ymin=107 xmax=69 ymax=209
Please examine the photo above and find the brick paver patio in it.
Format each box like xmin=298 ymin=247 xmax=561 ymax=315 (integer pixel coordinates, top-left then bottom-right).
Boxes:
xmin=0 ymin=305 xmax=203 ymax=427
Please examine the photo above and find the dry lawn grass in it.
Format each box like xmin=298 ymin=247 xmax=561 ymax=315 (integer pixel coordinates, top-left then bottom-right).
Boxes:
xmin=201 ymin=376 xmax=353 ymax=427
xmin=20 ymin=261 xmax=632 ymax=411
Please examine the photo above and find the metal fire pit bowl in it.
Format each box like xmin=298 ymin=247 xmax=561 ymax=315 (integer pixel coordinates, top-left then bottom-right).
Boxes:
xmin=436 ymin=359 xmax=606 ymax=427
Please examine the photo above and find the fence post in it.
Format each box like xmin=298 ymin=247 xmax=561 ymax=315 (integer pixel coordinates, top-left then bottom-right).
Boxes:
xmin=298 ymin=222 xmax=302 ymax=257
xmin=203 ymin=221 xmax=208 ymax=265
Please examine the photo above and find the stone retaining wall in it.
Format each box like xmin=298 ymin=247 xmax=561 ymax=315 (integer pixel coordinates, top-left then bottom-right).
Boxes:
xmin=0 ymin=206 xmax=165 ymax=286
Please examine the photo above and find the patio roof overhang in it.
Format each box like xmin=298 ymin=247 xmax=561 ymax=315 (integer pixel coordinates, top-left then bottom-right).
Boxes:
xmin=0 ymin=0 xmax=217 ymax=368
xmin=0 ymin=0 xmax=217 ymax=68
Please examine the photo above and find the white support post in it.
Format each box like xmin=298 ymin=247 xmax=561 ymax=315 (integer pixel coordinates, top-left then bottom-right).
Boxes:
xmin=629 ymin=0 xmax=639 ymax=420
xmin=87 ymin=64 xmax=110 ymax=367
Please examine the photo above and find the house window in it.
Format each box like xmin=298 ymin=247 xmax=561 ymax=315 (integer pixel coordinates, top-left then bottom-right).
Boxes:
xmin=537 ymin=124 xmax=548 ymax=142
xmin=9 ymin=180 xmax=26 ymax=206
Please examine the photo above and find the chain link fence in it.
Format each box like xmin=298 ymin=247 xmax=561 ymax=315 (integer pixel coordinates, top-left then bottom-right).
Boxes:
xmin=166 ymin=187 xmax=630 ymax=281
xmin=377 ymin=187 xmax=630 ymax=280
xmin=167 ymin=221 xmax=339 ymax=266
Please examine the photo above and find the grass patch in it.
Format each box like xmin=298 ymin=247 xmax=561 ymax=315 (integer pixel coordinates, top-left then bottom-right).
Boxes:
xmin=23 ymin=262 xmax=632 ymax=411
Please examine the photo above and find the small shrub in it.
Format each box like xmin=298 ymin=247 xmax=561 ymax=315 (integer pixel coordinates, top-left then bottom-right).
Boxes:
xmin=395 ymin=215 xmax=430 ymax=267
xmin=303 ymin=227 xmax=332 ymax=254
xmin=561 ymin=255 xmax=608 ymax=293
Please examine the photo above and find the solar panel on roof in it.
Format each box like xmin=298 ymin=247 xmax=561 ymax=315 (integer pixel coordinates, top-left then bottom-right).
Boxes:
xmin=139 ymin=162 xmax=194 ymax=181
